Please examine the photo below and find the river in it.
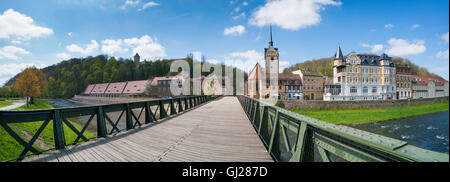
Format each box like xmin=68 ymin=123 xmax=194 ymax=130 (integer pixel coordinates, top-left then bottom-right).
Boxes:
xmin=47 ymin=99 xmax=85 ymax=108
xmin=351 ymin=111 xmax=449 ymax=153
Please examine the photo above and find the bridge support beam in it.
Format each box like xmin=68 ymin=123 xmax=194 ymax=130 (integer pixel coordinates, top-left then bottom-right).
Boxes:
xmin=53 ymin=109 xmax=65 ymax=150
xmin=97 ymin=106 xmax=107 ymax=138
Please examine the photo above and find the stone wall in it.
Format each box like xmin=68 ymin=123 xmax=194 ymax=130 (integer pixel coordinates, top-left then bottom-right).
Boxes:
xmin=282 ymin=96 xmax=449 ymax=110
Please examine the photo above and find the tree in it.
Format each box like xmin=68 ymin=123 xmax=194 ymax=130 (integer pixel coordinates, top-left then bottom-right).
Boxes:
xmin=14 ymin=66 xmax=47 ymax=105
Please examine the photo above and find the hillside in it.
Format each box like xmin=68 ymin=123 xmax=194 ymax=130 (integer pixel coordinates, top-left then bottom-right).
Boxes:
xmin=2 ymin=55 xmax=242 ymax=98
xmin=282 ymin=56 xmax=441 ymax=78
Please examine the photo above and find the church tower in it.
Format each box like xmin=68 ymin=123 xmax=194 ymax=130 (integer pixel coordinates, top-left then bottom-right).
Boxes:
xmin=134 ymin=53 xmax=140 ymax=63
xmin=264 ymin=24 xmax=279 ymax=74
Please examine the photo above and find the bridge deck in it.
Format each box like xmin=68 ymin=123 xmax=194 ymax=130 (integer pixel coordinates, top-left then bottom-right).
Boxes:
xmin=24 ymin=97 xmax=272 ymax=162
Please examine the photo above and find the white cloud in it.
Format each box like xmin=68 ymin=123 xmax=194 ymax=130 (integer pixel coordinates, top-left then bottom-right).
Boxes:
xmin=279 ymin=61 xmax=290 ymax=73
xmin=361 ymin=43 xmax=384 ymax=53
xmin=234 ymin=6 xmax=241 ymax=13
xmin=442 ymin=32 xmax=449 ymax=43
xmin=66 ymin=40 xmax=99 ymax=55
xmin=126 ymin=0 xmax=140 ymax=6
xmin=139 ymin=1 xmax=160 ymax=11
xmin=249 ymin=0 xmax=341 ymax=31
xmin=386 ymin=38 xmax=426 ymax=56
xmin=411 ymin=24 xmax=420 ymax=30
xmin=224 ymin=25 xmax=246 ymax=36
xmin=242 ymin=1 xmax=248 ymax=6
xmin=224 ymin=50 xmax=264 ymax=73
xmin=121 ymin=0 xmax=140 ymax=10
xmin=436 ymin=49 xmax=449 ymax=59
xmin=0 ymin=46 xmax=30 ymax=60
xmin=0 ymin=9 xmax=53 ymax=40
xmin=68 ymin=32 xmax=72 ymax=37
xmin=232 ymin=12 xmax=246 ymax=20
xmin=384 ymin=24 xmax=393 ymax=29
xmin=0 ymin=63 xmax=47 ymax=86
xmin=101 ymin=39 xmax=128 ymax=55
xmin=57 ymin=52 xmax=71 ymax=60
xmin=124 ymin=35 xmax=166 ymax=61
xmin=10 ymin=40 xmax=22 ymax=44
xmin=224 ymin=50 xmax=289 ymax=73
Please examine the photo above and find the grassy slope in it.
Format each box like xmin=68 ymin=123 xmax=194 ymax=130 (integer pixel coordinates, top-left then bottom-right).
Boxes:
xmin=290 ymin=101 xmax=449 ymax=125
xmin=0 ymin=100 xmax=13 ymax=107
xmin=0 ymin=99 xmax=95 ymax=161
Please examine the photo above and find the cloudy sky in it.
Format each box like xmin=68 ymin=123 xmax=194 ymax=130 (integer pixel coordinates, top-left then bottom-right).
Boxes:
xmin=0 ymin=0 xmax=449 ymax=86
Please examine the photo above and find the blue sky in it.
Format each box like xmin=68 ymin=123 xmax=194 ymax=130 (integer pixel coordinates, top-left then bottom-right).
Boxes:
xmin=0 ymin=0 xmax=449 ymax=86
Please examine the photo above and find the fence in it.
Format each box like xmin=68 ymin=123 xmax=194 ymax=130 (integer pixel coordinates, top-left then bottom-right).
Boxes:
xmin=0 ymin=95 xmax=211 ymax=162
xmin=237 ymin=95 xmax=448 ymax=162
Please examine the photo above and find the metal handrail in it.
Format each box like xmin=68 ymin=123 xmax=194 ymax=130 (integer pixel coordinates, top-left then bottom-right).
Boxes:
xmin=237 ymin=95 xmax=449 ymax=162
xmin=0 ymin=95 xmax=211 ymax=162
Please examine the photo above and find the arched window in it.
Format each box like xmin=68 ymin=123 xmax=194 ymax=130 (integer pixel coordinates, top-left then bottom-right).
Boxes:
xmin=372 ymin=87 xmax=377 ymax=93
xmin=363 ymin=86 xmax=368 ymax=94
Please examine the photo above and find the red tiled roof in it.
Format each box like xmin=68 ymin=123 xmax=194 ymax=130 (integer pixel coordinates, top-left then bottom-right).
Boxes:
xmin=105 ymin=82 xmax=128 ymax=94
xmin=412 ymin=75 xmax=448 ymax=86
xmin=123 ymin=80 xmax=149 ymax=94
xmin=82 ymin=84 xmax=95 ymax=94
xmin=91 ymin=83 xmax=110 ymax=94
xmin=278 ymin=73 xmax=300 ymax=80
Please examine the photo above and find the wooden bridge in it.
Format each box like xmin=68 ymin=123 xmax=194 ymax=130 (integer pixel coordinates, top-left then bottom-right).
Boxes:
xmin=1 ymin=95 xmax=448 ymax=162
xmin=22 ymin=97 xmax=272 ymax=162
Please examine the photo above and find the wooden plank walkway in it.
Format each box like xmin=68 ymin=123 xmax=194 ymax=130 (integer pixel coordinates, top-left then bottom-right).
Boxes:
xmin=23 ymin=97 xmax=272 ymax=162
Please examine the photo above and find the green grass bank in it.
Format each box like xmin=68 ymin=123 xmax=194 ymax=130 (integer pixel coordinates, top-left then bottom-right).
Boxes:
xmin=0 ymin=99 xmax=95 ymax=161
xmin=0 ymin=100 xmax=13 ymax=108
xmin=290 ymin=101 xmax=449 ymax=125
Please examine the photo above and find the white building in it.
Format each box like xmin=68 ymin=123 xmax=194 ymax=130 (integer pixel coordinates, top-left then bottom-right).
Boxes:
xmin=412 ymin=75 xmax=449 ymax=99
xmin=324 ymin=45 xmax=397 ymax=101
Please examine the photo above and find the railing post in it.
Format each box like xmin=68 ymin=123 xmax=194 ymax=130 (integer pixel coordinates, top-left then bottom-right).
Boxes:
xmin=184 ymin=97 xmax=189 ymax=110
xmin=252 ymin=102 xmax=259 ymax=124
xmin=159 ymin=100 xmax=167 ymax=119
xmin=170 ymin=99 xmax=176 ymax=115
xmin=297 ymin=123 xmax=314 ymax=162
xmin=145 ymin=101 xmax=153 ymax=124
xmin=53 ymin=109 xmax=65 ymax=150
xmin=267 ymin=110 xmax=279 ymax=155
xmin=178 ymin=98 xmax=183 ymax=113
xmin=97 ymin=106 xmax=107 ymax=138
xmin=126 ymin=103 xmax=133 ymax=130
xmin=257 ymin=105 xmax=266 ymax=134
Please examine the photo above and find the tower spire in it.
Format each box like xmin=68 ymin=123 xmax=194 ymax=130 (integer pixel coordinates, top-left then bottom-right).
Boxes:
xmin=269 ymin=24 xmax=273 ymax=46
xmin=335 ymin=44 xmax=344 ymax=60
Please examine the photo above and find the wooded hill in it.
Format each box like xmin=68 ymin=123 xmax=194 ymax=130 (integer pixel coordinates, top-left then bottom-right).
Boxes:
xmin=282 ymin=56 xmax=441 ymax=78
xmin=3 ymin=54 xmax=242 ymax=98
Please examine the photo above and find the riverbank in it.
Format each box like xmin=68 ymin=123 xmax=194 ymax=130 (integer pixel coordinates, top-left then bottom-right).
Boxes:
xmin=290 ymin=101 xmax=449 ymax=125
xmin=0 ymin=99 xmax=95 ymax=161
xmin=0 ymin=100 xmax=13 ymax=107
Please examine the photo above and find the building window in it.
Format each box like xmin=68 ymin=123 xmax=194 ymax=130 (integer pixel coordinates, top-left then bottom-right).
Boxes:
xmin=363 ymin=86 xmax=368 ymax=94
xmin=372 ymin=87 xmax=377 ymax=93
xmin=355 ymin=68 xmax=358 ymax=73
xmin=350 ymin=86 xmax=357 ymax=93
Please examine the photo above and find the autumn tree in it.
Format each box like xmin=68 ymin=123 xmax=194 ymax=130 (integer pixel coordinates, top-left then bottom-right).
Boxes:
xmin=14 ymin=66 xmax=47 ymax=105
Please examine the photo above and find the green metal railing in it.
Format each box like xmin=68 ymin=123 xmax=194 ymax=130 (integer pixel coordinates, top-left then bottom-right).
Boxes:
xmin=0 ymin=95 xmax=211 ymax=162
xmin=237 ymin=95 xmax=449 ymax=162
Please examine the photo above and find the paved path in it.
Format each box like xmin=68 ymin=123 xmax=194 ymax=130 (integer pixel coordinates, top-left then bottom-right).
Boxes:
xmin=24 ymin=97 xmax=272 ymax=162
xmin=0 ymin=99 xmax=26 ymax=110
